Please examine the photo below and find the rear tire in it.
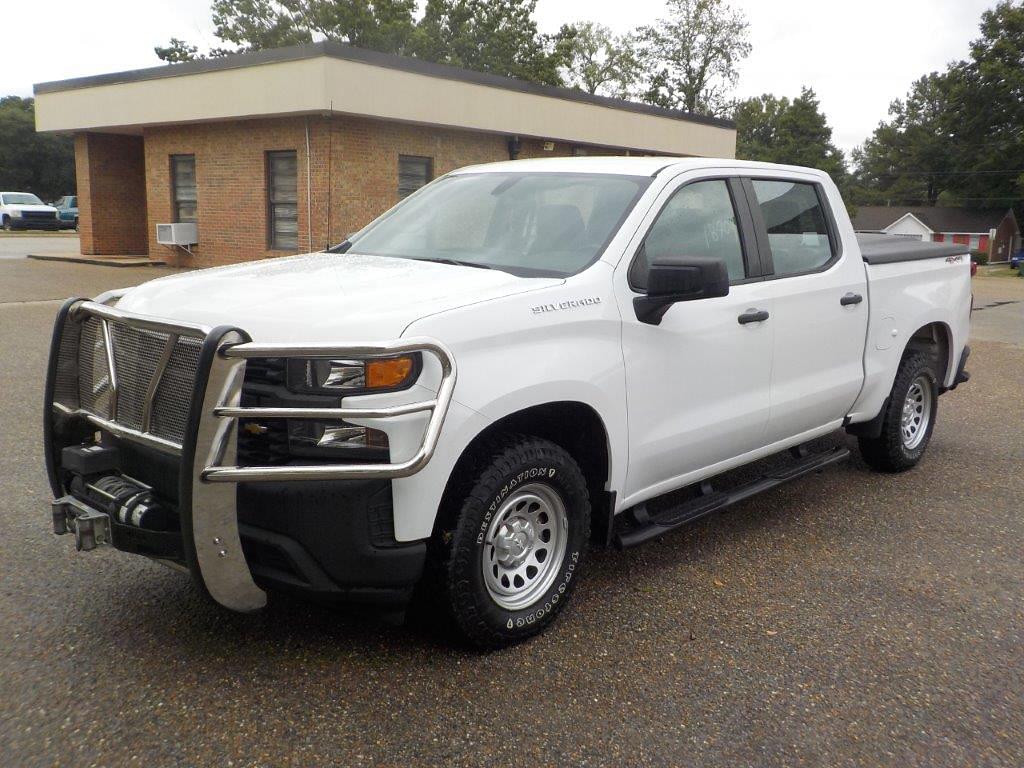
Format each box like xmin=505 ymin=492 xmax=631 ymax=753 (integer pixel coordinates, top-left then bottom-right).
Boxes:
xmin=429 ymin=434 xmax=590 ymax=648
xmin=858 ymin=349 xmax=939 ymax=472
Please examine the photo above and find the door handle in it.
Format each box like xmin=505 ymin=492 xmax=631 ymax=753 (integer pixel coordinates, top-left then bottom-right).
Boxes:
xmin=840 ymin=292 xmax=864 ymax=306
xmin=738 ymin=309 xmax=770 ymax=325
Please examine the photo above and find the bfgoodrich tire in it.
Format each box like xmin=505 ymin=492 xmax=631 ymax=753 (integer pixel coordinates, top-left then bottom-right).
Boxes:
xmin=431 ymin=434 xmax=590 ymax=648
xmin=858 ymin=349 xmax=939 ymax=472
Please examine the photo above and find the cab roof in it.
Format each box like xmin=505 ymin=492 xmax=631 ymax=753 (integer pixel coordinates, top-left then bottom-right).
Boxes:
xmin=451 ymin=156 xmax=831 ymax=180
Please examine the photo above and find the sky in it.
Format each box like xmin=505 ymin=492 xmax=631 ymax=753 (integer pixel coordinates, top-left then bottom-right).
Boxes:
xmin=0 ymin=0 xmax=998 ymax=155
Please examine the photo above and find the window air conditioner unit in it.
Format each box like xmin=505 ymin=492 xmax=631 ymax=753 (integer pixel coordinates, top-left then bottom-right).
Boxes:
xmin=156 ymin=223 xmax=198 ymax=246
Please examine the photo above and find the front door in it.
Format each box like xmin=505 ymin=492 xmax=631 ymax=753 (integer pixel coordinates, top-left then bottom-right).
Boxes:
xmin=615 ymin=173 xmax=775 ymax=505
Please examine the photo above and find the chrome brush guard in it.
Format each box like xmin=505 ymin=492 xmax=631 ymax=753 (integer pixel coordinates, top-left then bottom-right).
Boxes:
xmin=45 ymin=298 xmax=456 ymax=612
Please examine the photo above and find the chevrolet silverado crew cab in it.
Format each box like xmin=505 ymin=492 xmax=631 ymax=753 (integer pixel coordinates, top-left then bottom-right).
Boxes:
xmin=44 ymin=158 xmax=972 ymax=647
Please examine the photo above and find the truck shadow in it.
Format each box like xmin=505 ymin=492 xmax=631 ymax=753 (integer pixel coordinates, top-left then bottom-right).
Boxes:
xmin=88 ymin=433 xmax=872 ymax=663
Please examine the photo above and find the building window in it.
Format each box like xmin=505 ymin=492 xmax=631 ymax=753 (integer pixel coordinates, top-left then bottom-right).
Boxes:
xmin=267 ymin=150 xmax=299 ymax=250
xmin=398 ymin=155 xmax=433 ymax=199
xmin=170 ymin=155 xmax=197 ymax=223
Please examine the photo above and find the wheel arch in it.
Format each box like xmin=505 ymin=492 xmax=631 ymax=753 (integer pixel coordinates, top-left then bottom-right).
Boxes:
xmin=438 ymin=401 xmax=615 ymax=546
xmin=848 ymin=320 xmax=954 ymax=439
xmin=909 ymin=320 xmax=953 ymax=384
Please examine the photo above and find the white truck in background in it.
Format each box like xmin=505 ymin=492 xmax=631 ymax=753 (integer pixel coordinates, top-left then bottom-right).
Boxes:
xmin=1 ymin=191 xmax=60 ymax=231
xmin=45 ymin=158 xmax=971 ymax=647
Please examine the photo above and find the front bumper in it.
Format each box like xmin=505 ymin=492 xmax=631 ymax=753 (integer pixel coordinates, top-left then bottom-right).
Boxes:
xmin=9 ymin=216 xmax=60 ymax=230
xmin=44 ymin=298 xmax=456 ymax=612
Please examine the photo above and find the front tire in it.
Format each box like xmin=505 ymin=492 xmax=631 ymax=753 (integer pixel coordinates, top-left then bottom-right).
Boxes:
xmin=1 ymin=216 xmax=11 ymax=232
xmin=858 ymin=349 xmax=939 ymax=472
xmin=431 ymin=434 xmax=590 ymax=648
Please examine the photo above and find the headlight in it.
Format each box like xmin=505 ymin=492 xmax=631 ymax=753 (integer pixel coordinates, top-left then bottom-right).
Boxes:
xmin=287 ymin=355 xmax=419 ymax=395
xmin=11 ymin=209 xmax=22 ymax=218
xmin=287 ymin=420 xmax=390 ymax=451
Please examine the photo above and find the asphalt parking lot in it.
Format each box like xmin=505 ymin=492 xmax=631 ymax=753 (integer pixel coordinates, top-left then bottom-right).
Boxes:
xmin=1 ymin=256 xmax=1021 ymax=767
xmin=0 ymin=232 xmax=79 ymax=260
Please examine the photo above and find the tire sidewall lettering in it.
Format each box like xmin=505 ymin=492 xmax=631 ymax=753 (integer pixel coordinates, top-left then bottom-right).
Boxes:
xmin=512 ymin=553 xmax=579 ymax=629
xmin=476 ymin=466 xmax=556 ymax=544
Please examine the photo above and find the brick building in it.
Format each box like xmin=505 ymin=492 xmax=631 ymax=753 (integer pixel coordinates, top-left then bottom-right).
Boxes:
xmin=34 ymin=43 xmax=737 ymax=267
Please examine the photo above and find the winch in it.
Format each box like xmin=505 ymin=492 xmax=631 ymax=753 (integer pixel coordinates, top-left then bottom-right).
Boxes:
xmin=51 ymin=444 xmax=174 ymax=551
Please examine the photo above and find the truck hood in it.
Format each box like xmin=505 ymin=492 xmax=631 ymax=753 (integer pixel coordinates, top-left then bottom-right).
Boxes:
xmin=114 ymin=252 xmax=562 ymax=341
xmin=9 ymin=204 xmax=57 ymax=214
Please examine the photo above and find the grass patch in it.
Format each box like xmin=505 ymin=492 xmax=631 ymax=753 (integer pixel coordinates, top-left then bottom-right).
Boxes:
xmin=978 ymin=265 xmax=1022 ymax=279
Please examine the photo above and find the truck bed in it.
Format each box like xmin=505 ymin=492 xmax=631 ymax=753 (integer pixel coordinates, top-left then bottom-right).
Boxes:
xmin=856 ymin=233 xmax=970 ymax=265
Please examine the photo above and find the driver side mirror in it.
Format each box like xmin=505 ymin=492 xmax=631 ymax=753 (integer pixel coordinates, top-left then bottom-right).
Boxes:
xmin=633 ymin=256 xmax=730 ymax=325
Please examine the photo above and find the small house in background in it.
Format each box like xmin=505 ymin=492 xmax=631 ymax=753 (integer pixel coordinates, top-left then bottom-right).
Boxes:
xmin=851 ymin=206 xmax=1021 ymax=262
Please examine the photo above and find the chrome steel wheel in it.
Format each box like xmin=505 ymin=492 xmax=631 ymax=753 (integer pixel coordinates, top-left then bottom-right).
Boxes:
xmin=901 ymin=375 xmax=932 ymax=449
xmin=482 ymin=483 xmax=568 ymax=611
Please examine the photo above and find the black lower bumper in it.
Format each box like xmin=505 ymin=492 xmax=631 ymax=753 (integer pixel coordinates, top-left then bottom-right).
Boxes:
xmin=8 ymin=219 xmax=60 ymax=231
xmin=57 ymin=460 xmax=426 ymax=607
xmin=237 ymin=480 xmax=426 ymax=606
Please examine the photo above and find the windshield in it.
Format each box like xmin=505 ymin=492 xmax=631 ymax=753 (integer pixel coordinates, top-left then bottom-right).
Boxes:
xmin=3 ymin=193 xmax=44 ymax=205
xmin=347 ymin=172 xmax=651 ymax=277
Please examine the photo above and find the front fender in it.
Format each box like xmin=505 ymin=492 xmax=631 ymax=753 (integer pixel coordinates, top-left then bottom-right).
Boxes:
xmin=382 ymin=268 xmax=626 ymax=541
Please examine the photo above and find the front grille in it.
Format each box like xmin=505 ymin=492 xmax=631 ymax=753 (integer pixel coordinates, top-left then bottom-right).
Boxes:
xmin=237 ymin=358 xmax=290 ymax=465
xmin=55 ymin=315 xmax=203 ymax=446
xmin=23 ymin=210 xmax=57 ymax=221
xmin=151 ymin=336 xmax=202 ymax=443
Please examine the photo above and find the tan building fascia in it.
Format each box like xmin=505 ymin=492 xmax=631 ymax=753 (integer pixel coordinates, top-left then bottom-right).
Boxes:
xmin=35 ymin=44 xmax=736 ymax=158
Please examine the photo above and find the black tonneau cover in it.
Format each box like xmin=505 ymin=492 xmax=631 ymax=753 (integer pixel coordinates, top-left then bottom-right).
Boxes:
xmin=857 ymin=233 xmax=969 ymax=265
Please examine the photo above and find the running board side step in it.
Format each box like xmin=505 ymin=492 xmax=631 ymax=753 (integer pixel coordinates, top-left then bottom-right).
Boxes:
xmin=614 ymin=446 xmax=851 ymax=549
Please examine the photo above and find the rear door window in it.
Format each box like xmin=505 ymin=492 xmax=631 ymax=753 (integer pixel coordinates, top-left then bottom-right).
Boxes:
xmin=749 ymin=180 xmax=834 ymax=276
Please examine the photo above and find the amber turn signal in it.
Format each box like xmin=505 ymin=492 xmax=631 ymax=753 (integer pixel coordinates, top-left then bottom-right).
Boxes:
xmin=366 ymin=356 xmax=415 ymax=389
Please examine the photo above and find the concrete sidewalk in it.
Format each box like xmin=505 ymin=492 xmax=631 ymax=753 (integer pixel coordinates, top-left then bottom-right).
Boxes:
xmin=27 ymin=252 xmax=164 ymax=267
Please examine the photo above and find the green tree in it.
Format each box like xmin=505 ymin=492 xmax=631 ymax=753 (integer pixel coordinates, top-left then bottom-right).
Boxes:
xmin=851 ymin=71 xmax=963 ymax=205
xmin=157 ymin=0 xmax=561 ymax=88
xmin=635 ymin=0 xmax=751 ymax=116
xmin=410 ymin=0 xmax=562 ymax=86
xmin=154 ymin=38 xmax=202 ymax=63
xmin=0 ymin=96 xmax=76 ymax=202
xmin=155 ymin=0 xmax=418 ymax=61
xmin=953 ymin=0 xmax=1024 ymax=206
xmin=852 ymin=1 xmax=1024 ymax=209
xmin=735 ymin=88 xmax=846 ymax=184
xmin=552 ymin=22 xmax=639 ymax=98
xmin=734 ymin=93 xmax=789 ymax=160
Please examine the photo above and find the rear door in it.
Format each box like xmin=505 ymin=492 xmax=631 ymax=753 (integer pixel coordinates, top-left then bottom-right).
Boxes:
xmin=616 ymin=172 xmax=776 ymax=503
xmin=742 ymin=176 xmax=868 ymax=444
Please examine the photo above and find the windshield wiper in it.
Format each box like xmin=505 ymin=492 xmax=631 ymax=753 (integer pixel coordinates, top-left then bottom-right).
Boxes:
xmin=326 ymin=240 xmax=352 ymax=254
xmin=415 ymin=257 xmax=494 ymax=270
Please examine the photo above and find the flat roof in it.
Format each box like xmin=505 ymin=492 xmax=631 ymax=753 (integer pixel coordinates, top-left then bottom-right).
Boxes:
xmin=34 ymin=41 xmax=733 ymax=130
xmin=33 ymin=42 xmax=736 ymax=159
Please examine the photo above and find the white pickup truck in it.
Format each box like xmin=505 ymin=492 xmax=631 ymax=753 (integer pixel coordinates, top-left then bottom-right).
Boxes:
xmin=1 ymin=191 xmax=60 ymax=231
xmin=45 ymin=158 xmax=972 ymax=647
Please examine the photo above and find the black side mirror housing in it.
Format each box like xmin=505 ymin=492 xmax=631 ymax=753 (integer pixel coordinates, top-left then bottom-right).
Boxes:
xmin=633 ymin=256 xmax=730 ymax=325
